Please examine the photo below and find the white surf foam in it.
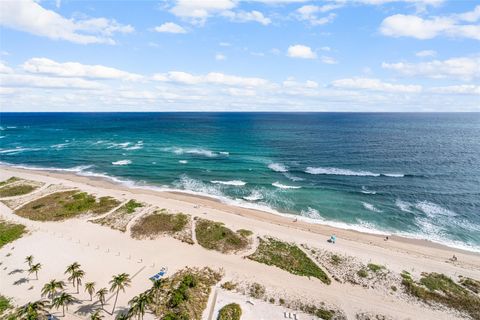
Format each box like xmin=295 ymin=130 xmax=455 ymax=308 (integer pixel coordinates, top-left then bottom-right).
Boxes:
xmin=178 ymin=160 xmax=188 ymax=164
xmin=305 ymin=167 xmax=404 ymax=177
xmin=162 ymin=147 xmax=228 ymax=158
xmin=268 ymin=163 xmax=288 ymax=173
xmin=112 ymin=160 xmax=132 ymax=166
xmin=51 ymin=143 xmax=69 ymax=149
xmin=362 ymin=202 xmax=382 ymax=213
xmin=361 ymin=186 xmax=376 ymax=194
xmin=301 ymin=207 xmax=324 ymax=220
xmin=0 ymin=147 xmax=44 ymax=154
xmin=395 ymin=199 xmax=413 ymax=213
xmin=272 ymin=182 xmax=301 ymax=189
xmin=243 ymin=190 xmax=264 ymax=201
xmin=415 ymin=200 xmax=457 ymax=217
xmin=211 ymin=180 xmax=246 ymax=186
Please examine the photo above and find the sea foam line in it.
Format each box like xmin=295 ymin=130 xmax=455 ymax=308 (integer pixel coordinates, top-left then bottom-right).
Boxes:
xmin=305 ymin=166 xmax=404 ymax=177
xmin=272 ymin=182 xmax=301 ymax=189
xmin=211 ymin=180 xmax=247 ymax=186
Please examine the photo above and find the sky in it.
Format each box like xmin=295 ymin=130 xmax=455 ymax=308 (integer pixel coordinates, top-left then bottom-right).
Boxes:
xmin=0 ymin=0 xmax=479 ymax=112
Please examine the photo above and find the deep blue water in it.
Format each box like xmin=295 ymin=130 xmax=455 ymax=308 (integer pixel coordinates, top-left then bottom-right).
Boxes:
xmin=1 ymin=112 xmax=479 ymax=252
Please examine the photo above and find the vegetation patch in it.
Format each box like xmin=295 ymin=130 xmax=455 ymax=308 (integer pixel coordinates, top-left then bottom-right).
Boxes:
xmin=367 ymin=263 xmax=385 ymax=273
xmin=249 ymin=282 xmax=266 ymax=299
xmin=0 ymin=220 xmax=26 ymax=248
xmin=220 ymin=281 xmax=237 ymax=291
xmin=402 ymin=272 xmax=480 ymax=319
xmin=248 ymin=237 xmax=330 ymax=284
xmin=91 ymin=200 xmax=145 ymax=232
xmin=131 ymin=209 xmax=193 ymax=244
xmin=0 ymin=295 xmax=13 ymax=314
xmin=148 ymin=267 xmax=222 ymax=320
xmin=218 ymin=303 xmax=242 ymax=320
xmin=0 ymin=177 xmax=20 ymax=187
xmin=459 ymin=276 xmax=480 ymax=294
xmin=15 ymin=190 xmax=120 ymax=221
xmin=195 ymin=219 xmax=251 ymax=253
xmin=0 ymin=184 xmax=37 ymax=197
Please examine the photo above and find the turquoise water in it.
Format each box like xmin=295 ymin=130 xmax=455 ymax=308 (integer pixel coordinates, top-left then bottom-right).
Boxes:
xmin=1 ymin=113 xmax=479 ymax=252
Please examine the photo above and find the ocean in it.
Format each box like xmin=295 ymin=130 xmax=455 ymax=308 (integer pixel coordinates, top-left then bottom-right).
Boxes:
xmin=1 ymin=112 xmax=479 ymax=252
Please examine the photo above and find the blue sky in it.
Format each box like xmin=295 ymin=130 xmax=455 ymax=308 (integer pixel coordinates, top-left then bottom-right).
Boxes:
xmin=0 ymin=0 xmax=479 ymax=111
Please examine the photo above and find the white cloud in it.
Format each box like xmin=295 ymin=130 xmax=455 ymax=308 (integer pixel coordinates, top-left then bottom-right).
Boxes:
xmin=0 ymin=0 xmax=133 ymax=44
xmin=0 ymin=61 xmax=13 ymax=74
xmin=416 ymin=50 xmax=436 ymax=57
xmin=153 ymin=71 xmax=269 ymax=87
xmin=320 ymin=56 xmax=338 ymax=64
xmin=296 ymin=5 xmax=337 ymax=26
xmin=0 ymin=74 xmax=104 ymax=90
xmin=222 ymin=10 xmax=271 ymax=25
xmin=170 ymin=0 xmax=236 ymax=25
xmin=215 ymin=53 xmax=227 ymax=60
xmin=22 ymin=58 xmax=143 ymax=81
xmin=287 ymin=45 xmax=317 ymax=59
xmin=382 ymin=56 xmax=480 ymax=80
xmin=430 ymin=85 xmax=480 ymax=95
xmin=380 ymin=6 xmax=480 ymax=41
xmin=331 ymin=77 xmax=423 ymax=93
xmin=154 ymin=22 xmax=187 ymax=34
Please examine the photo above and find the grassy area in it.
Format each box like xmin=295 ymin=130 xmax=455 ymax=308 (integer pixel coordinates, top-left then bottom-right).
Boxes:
xmin=459 ymin=276 xmax=480 ymax=294
xmin=195 ymin=219 xmax=251 ymax=253
xmin=402 ymin=272 xmax=480 ymax=319
xmin=149 ymin=267 xmax=222 ymax=320
xmin=0 ymin=177 xmax=20 ymax=187
xmin=0 ymin=220 xmax=26 ymax=248
xmin=248 ymin=237 xmax=330 ymax=284
xmin=15 ymin=191 xmax=120 ymax=221
xmin=367 ymin=263 xmax=385 ymax=273
xmin=298 ymin=304 xmax=335 ymax=320
xmin=0 ymin=295 xmax=12 ymax=314
xmin=123 ymin=199 xmax=143 ymax=213
xmin=218 ymin=303 xmax=242 ymax=320
xmin=0 ymin=184 xmax=37 ymax=197
xmin=131 ymin=209 xmax=190 ymax=239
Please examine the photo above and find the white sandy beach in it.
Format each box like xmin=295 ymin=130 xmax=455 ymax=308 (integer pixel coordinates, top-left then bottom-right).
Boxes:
xmin=0 ymin=166 xmax=479 ymax=320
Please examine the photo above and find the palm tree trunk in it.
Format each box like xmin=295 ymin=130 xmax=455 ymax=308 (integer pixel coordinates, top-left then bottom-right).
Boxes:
xmin=90 ymin=293 xmax=93 ymax=301
xmin=63 ymin=305 xmax=65 ymax=317
xmin=112 ymin=289 xmax=119 ymax=314
xmin=77 ymin=279 xmax=79 ymax=294
xmin=35 ymin=271 xmax=38 ymax=280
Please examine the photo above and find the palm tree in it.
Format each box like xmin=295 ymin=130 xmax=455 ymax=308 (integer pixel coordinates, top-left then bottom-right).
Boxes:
xmin=52 ymin=291 xmax=76 ymax=317
xmin=149 ymin=279 xmax=163 ymax=299
xmin=68 ymin=268 xmax=85 ymax=294
xmin=115 ymin=312 xmax=129 ymax=320
xmin=28 ymin=262 xmax=41 ymax=280
xmin=25 ymin=255 xmax=34 ymax=268
xmin=128 ymin=292 xmax=152 ymax=320
xmin=41 ymin=279 xmax=65 ymax=301
xmin=90 ymin=309 xmax=104 ymax=320
xmin=85 ymin=281 xmax=96 ymax=301
xmin=65 ymin=262 xmax=81 ymax=286
xmin=109 ymin=273 xmax=131 ymax=314
xmin=16 ymin=300 xmax=48 ymax=320
xmin=96 ymin=287 xmax=108 ymax=309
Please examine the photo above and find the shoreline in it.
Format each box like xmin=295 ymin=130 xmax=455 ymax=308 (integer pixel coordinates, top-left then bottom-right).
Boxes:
xmin=1 ymin=164 xmax=478 ymax=259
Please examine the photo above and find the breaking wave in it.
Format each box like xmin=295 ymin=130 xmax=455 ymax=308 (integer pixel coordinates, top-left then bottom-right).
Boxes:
xmin=272 ymin=182 xmax=301 ymax=189
xmin=268 ymin=163 xmax=288 ymax=173
xmin=305 ymin=167 xmax=404 ymax=177
xmin=211 ymin=180 xmax=247 ymax=186
xmin=112 ymin=160 xmax=132 ymax=166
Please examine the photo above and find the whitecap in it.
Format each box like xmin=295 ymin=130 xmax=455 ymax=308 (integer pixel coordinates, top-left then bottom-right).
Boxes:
xmin=162 ymin=147 xmax=227 ymax=158
xmin=362 ymin=202 xmax=382 ymax=213
xmin=415 ymin=201 xmax=457 ymax=217
xmin=305 ymin=167 xmax=380 ymax=177
xmin=301 ymin=207 xmax=324 ymax=220
xmin=268 ymin=163 xmax=288 ymax=173
xmin=272 ymin=182 xmax=301 ymax=189
xmin=112 ymin=160 xmax=132 ymax=166
xmin=383 ymin=173 xmax=405 ymax=177
xmin=361 ymin=186 xmax=376 ymax=194
xmin=211 ymin=180 xmax=246 ymax=186
xmin=124 ymin=141 xmax=143 ymax=150
xmin=283 ymin=173 xmax=304 ymax=181
xmin=0 ymin=147 xmax=44 ymax=154
xmin=179 ymin=160 xmax=188 ymax=164
xmin=243 ymin=190 xmax=264 ymax=201
xmin=51 ymin=143 xmax=69 ymax=149
xmin=395 ymin=199 xmax=413 ymax=213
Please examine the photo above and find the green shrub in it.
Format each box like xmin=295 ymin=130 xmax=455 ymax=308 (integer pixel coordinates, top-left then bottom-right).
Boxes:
xmin=0 ymin=221 xmax=26 ymax=248
xmin=218 ymin=303 xmax=242 ymax=320
xmin=124 ymin=199 xmax=143 ymax=213
xmin=357 ymin=269 xmax=368 ymax=278
xmin=367 ymin=263 xmax=384 ymax=273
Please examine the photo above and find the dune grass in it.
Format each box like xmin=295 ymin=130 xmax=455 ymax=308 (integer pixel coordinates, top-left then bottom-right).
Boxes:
xmin=0 ymin=184 xmax=37 ymax=197
xmin=15 ymin=190 xmax=120 ymax=221
xmin=402 ymin=272 xmax=480 ymax=319
xmin=131 ymin=209 xmax=193 ymax=244
xmin=248 ymin=237 xmax=331 ymax=284
xmin=148 ymin=267 xmax=222 ymax=320
xmin=195 ymin=219 xmax=250 ymax=253
xmin=218 ymin=303 xmax=242 ymax=320
xmin=123 ymin=199 xmax=143 ymax=213
xmin=0 ymin=220 xmax=26 ymax=248
xmin=0 ymin=177 xmax=20 ymax=187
